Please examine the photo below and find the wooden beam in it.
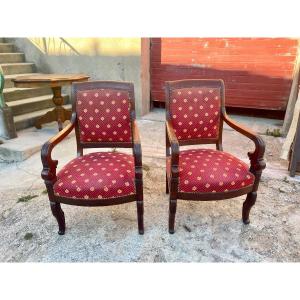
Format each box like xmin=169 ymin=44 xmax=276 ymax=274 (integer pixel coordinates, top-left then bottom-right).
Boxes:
xmin=289 ymin=109 xmax=300 ymax=176
xmin=281 ymin=88 xmax=300 ymax=160
xmin=140 ymin=38 xmax=151 ymax=116
xmin=282 ymin=39 xmax=300 ymax=136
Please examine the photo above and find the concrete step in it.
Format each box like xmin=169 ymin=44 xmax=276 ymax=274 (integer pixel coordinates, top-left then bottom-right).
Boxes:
xmin=0 ymin=123 xmax=75 ymax=162
xmin=4 ymin=73 xmax=42 ymax=88
xmin=7 ymin=94 xmax=70 ymax=116
xmin=0 ymin=63 xmax=35 ymax=75
xmin=14 ymin=103 xmax=72 ymax=131
xmin=0 ymin=53 xmax=25 ymax=63
xmin=0 ymin=43 xmax=14 ymax=53
xmin=3 ymin=87 xmax=52 ymax=102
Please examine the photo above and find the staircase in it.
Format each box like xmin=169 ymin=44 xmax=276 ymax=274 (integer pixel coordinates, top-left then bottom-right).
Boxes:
xmin=0 ymin=38 xmax=70 ymax=131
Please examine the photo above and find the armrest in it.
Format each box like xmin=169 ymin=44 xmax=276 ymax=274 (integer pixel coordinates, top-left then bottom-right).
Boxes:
xmin=222 ymin=112 xmax=266 ymax=172
xmin=132 ymin=120 xmax=142 ymax=170
xmin=166 ymin=120 xmax=179 ymax=172
xmin=41 ymin=121 xmax=75 ymax=182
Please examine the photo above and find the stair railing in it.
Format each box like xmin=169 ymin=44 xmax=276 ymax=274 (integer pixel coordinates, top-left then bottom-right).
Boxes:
xmin=0 ymin=66 xmax=17 ymax=139
xmin=29 ymin=38 xmax=80 ymax=56
xmin=0 ymin=66 xmax=5 ymax=108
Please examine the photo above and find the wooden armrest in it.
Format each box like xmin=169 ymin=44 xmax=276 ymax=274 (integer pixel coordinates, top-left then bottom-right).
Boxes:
xmin=222 ymin=112 xmax=266 ymax=171
xmin=166 ymin=120 xmax=179 ymax=170
xmin=41 ymin=120 xmax=75 ymax=182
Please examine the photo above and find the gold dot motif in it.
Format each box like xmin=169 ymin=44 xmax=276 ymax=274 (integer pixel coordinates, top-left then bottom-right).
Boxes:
xmin=77 ymin=89 xmax=132 ymax=143
xmin=170 ymin=87 xmax=220 ymax=139
xmin=167 ymin=148 xmax=254 ymax=194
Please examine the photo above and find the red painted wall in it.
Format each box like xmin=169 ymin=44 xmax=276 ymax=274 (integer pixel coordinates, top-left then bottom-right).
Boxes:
xmin=150 ymin=38 xmax=298 ymax=110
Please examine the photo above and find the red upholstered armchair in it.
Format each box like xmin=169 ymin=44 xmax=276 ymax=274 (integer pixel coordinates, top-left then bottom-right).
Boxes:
xmin=165 ymin=79 xmax=266 ymax=233
xmin=41 ymin=81 xmax=144 ymax=235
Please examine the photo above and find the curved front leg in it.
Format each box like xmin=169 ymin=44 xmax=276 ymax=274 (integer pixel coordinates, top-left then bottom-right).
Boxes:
xmin=243 ymin=152 xmax=266 ymax=224
xmin=242 ymin=192 xmax=257 ymax=224
xmin=222 ymin=112 xmax=266 ymax=225
xmin=41 ymin=119 xmax=75 ymax=235
xmin=50 ymin=202 xmax=66 ymax=235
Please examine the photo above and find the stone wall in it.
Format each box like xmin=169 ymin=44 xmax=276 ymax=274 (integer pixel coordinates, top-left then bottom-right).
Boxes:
xmin=8 ymin=38 xmax=146 ymax=116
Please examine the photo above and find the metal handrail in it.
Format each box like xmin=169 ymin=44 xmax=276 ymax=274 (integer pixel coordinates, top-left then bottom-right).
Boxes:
xmin=29 ymin=37 xmax=81 ymax=56
xmin=59 ymin=38 xmax=81 ymax=55
xmin=0 ymin=65 xmax=5 ymax=108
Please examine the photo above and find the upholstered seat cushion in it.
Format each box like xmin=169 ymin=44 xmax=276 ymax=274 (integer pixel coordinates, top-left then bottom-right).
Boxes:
xmin=54 ymin=152 xmax=135 ymax=199
xmin=167 ymin=149 xmax=254 ymax=193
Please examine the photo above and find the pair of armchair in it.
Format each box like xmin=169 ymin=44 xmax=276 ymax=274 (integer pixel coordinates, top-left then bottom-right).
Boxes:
xmin=41 ymin=80 xmax=265 ymax=235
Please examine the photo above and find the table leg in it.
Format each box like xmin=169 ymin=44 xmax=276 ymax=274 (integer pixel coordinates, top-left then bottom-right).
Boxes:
xmin=35 ymin=86 xmax=72 ymax=131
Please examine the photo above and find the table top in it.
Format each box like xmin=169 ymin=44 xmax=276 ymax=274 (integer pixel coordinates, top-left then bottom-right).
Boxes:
xmin=13 ymin=73 xmax=90 ymax=88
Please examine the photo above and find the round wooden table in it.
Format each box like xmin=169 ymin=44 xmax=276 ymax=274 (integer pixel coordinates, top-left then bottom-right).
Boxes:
xmin=13 ymin=74 xmax=89 ymax=131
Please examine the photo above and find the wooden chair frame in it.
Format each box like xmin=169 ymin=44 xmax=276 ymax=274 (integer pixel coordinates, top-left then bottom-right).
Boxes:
xmin=165 ymin=79 xmax=266 ymax=233
xmin=41 ymin=81 xmax=144 ymax=235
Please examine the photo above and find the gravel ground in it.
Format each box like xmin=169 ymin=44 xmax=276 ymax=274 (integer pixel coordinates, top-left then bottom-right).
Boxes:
xmin=0 ymin=119 xmax=299 ymax=262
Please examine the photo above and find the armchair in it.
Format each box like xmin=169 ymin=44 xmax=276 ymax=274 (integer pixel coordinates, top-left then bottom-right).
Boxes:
xmin=165 ymin=79 xmax=266 ymax=233
xmin=41 ymin=81 xmax=144 ymax=235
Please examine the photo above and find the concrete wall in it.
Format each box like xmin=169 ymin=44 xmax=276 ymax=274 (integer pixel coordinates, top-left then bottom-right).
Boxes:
xmin=9 ymin=38 xmax=146 ymax=116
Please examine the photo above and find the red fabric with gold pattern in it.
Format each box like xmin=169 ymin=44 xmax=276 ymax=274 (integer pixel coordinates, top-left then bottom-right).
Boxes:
xmin=169 ymin=87 xmax=221 ymax=140
xmin=54 ymin=152 xmax=135 ymax=199
xmin=76 ymin=89 xmax=132 ymax=143
xmin=167 ymin=149 xmax=254 ymax=193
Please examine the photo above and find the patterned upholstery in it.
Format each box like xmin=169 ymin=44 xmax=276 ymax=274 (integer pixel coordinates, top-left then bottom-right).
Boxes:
xmin=76 ymin=89 xmax=132 ymax=143
xmin=169 ymin=87 xmax=221 ymax=140
xmin=54 ymin=152 xmax=135 ymax=199
xmin=167 ymin=149 xmax=254 ymax=193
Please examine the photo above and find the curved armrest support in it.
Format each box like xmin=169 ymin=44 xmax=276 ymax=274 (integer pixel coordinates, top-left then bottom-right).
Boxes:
xmin=166 ymin=120 xmax=179 ymax=178
xmin=222 ymin=113 xmax=266 ymax=172
xmin=41 ymin=120 xmax=75 ymax=183
xmin=132 ymin=120 xmax=142 ymax=178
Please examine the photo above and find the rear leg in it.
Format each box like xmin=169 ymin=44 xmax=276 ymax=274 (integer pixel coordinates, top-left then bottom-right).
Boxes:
xmin=169 ymin=199 xmax=177 ymax=234
xmin=136 ymin=200 xmax=144 ymax=234
xmin=166 ymin=173 xmax=169 ymax=194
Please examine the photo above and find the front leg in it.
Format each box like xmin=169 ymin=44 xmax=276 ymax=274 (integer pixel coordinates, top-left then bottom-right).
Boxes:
xmin=50 ymin=201 xmax=66 ymax=235
xmin=242 ymin=192 xmax=257 ymax=224
xmin=242 ymin=153 xmax=266 ymax=224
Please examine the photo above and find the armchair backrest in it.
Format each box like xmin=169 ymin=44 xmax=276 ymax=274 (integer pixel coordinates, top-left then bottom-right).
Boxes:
xmin=71 ymin=81 xmax=136 ymax=150
xmin=165 ymin=79 xmax=225 ymax=146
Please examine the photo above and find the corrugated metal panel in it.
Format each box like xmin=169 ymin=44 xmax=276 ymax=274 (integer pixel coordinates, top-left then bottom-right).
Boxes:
xmin=150 ymin=38 xmax=298 ymax=110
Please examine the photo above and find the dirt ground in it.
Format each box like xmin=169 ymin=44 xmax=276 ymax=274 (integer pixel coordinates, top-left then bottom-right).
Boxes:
xmin=0 ymin=119 xmax=299 ymax=262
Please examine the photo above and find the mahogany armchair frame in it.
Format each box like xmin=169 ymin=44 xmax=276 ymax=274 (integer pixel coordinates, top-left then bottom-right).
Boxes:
xmin=165 ymin=79 xmax=266 ymax=233
xmin=41 ymin=81 xmax=144 ymax=235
